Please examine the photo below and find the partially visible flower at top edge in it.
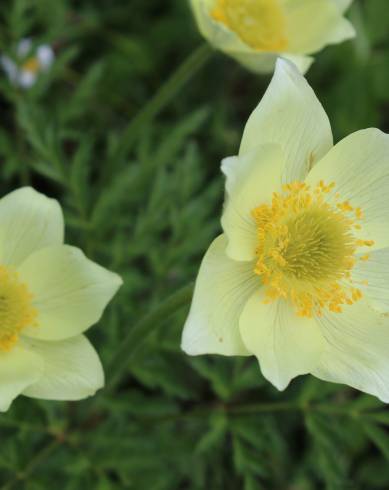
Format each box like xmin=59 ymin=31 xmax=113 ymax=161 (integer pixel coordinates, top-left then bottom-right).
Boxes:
xmin=182 ymin=58 xmax=389 ymax=403
xmin=0 ymin=187 xmax=122 ymax=412
xmin=190 ymin=0 xmax=355 ymax=74
xmin=1 ymin=38 xmax=55 ymax=89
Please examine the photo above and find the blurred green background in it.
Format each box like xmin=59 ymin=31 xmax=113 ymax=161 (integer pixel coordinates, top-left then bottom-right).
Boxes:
xmin=1 ymin=0 xmax=389 ymax=488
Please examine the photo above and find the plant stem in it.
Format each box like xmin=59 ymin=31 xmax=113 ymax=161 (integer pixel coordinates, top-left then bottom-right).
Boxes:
xmin=0 ymin=418 xmax=50 ymax=434
xmin=106 ymin=282 xmax=194 ymax=391
xmin=0 ymin=439 xmax=61 ymax=490
xmin=0 ymin=397 xmax=375 ymax=489
xmin=119 ymin=43 xmax=214 ymax=154
xmin=226 ymin=401 xmax=300 ymax=415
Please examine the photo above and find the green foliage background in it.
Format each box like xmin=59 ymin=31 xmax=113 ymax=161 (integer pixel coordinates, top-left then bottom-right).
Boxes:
xmin=1 ymin=0 xmax=389 ymax=488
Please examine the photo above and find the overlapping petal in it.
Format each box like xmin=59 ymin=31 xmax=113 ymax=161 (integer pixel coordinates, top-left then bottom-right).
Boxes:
xmin=181 ymin=235 xmax=258 ymax=356
xmin=18 ymin=245 xmax=122 ymax=341
xmin=313 ymin=300 xmax=389 ymax=402
xmin=221 ymin=143 xmax=285 ymax=261
xmin=280 ymin=53 xmax=313 ymax=74
xmin=305 ymin=129 xmax=389 ymax=251
xmin=190 ymin=0 xmax=279 ymax=74
xmin=352 ymin=248 xmax=389 ymax=312
xmin=283 ymin=0 xmax=355 ymax=55
xmin=0 ymin=346 xmax=43 ymax=411
xmin=0 ymin=187 xmax=64 ymax=267
xmin=22 ymin=335 xmax=104 ymax=400
xmin=190 ymin=0 xmax=240 ymax=50
xmin=239 ymin=59 xmax=333 ymax=182
xmin=240 ymin=292 xmax=325 ymax=390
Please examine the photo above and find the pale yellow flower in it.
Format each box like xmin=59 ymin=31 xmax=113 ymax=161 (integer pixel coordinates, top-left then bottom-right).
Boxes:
xmin=0 ymin=188 xmax=122 ymax=411
xmin=190 ymin=0 xmax=355 ymax=73
xmin=182 ymin=59 xmax=389 ymax=401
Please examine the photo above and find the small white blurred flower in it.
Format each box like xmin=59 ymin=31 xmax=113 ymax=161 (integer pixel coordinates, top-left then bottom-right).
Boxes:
xmin=1 ymin=38 xmax=55 ymax=89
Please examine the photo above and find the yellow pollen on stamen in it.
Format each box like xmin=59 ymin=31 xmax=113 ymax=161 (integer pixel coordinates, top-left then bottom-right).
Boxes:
xmin=0 ymin=266 xmax=37 ymax=351
xmin=211 ymin=0 xmax=288 ymax=52
xmin=251 ymin=181 xmax=374 ymax=318
xmin=21 ymin=57 xmax=41 ymax=74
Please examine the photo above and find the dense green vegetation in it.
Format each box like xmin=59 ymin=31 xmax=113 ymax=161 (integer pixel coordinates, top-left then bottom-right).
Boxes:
xmin=1 ymin=0 xmax=389 ymax=488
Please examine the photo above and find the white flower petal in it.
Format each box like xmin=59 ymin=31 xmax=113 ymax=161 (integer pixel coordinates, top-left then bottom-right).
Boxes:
xmin=0 ymin=346 xmax=43 ymax=412
xmin=37 ymin=45 xmax=54 ymax=69
xmin=22 ymin=335 xmax=104 ymax=401
xmin=18 ymin=70 xmax=37 ymax=89
xmin=352 ymin=248 xmax=389 ymax=312
xmin=283 ymin=0 xmax=355 ymax=54
xmin=313 ymin=301 xmax=389 ymax=402
xmin=240 ymin=292 xmax=324 ymax=390
xmin=239 ymin=59 xmax=333 ymax=183
xmin=17 ymin=38 xmax=32 ymax=57
xmin=0 ymin=187 xmax=64 ymax=267
xmin=181 ymin=235 xmax=257 ymax=356
xmin=221 ymin=144 xmax=285 ymax=261
xmin=18 ymin=245 xmax=122 ymax=341
xmin=0 ymin=56 xmax=18 ymax=82
xmin=306 ymin=129 xmax=389 ymax=251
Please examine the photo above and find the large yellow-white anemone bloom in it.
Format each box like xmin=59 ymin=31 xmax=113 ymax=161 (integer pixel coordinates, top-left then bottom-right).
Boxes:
xmin=190 ymin=0 xmax=355 ymax=73
xmin=0 ymin=188 xmax=122 ymax=411
xmin=182 ymin=59 xmax=389 ymax=402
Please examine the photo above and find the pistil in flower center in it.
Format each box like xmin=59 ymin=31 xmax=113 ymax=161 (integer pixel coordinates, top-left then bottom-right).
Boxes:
xmin=251 ymin=181 xmax=374 ymax=317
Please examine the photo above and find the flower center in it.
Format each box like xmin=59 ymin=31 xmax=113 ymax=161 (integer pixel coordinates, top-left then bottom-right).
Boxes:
xmin=0 ymin=266 xmax=37 ymax=351
xmin=251 ymin=181 xmax=374 ymax=318
xmin=21 ymin=57 xmax=41 ymax=74
xmin=211 ymin=0 xmax=288 ymax=52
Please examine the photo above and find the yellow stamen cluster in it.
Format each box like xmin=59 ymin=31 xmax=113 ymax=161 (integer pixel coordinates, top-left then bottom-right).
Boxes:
xmin=0 ymin=266 xmax=37 ymax=351
xmin=211 ymin=0 xmax=288 ymax=52
xmin=251 ymin=181 xmax=373 ymax=318
xmin=21 ymin=57 xmax=41 ymax=74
